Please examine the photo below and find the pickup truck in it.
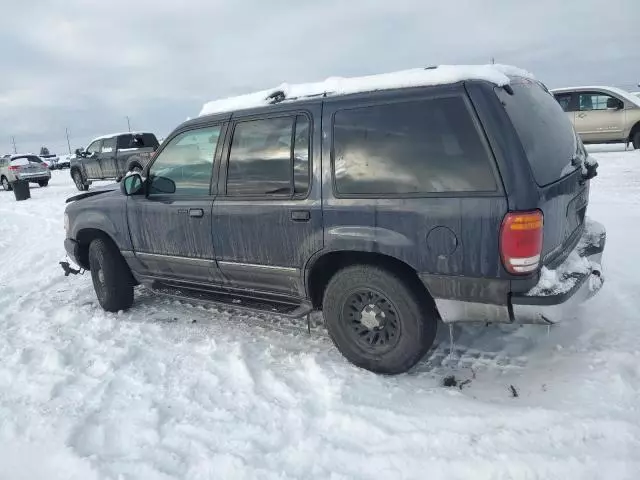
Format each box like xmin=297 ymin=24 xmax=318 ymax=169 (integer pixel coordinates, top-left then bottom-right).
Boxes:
xmin=70 ymin=132 xmax=159 ymax=191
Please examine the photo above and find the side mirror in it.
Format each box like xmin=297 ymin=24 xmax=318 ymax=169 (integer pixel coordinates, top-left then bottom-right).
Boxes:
xmin=75 ymin=148 xmax=83 ymax=157
xmin=607 ymin=97 xmax=624 ymax=110
xmin=149 ymin=175 xmax=176 ymax=194
xmin=121 ymin=173 xmax=145 ymax=196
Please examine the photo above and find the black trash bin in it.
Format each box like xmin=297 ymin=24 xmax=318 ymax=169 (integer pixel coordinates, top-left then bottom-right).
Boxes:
xmin=11 ymin=180 xmax=31 ymax=201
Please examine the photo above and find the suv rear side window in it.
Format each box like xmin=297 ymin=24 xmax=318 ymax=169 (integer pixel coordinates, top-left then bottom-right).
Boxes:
xmin=498 ymin=79 xmax=578 ymax=186
xmin=148 ymin=126 xmax=221 ymax=196
xmin=226 ymin=115 xmax=310 ymax=196
xmin=332 ymin=97 xmax=497 ymax=195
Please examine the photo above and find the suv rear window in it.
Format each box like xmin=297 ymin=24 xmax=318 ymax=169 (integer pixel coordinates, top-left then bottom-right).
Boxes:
xmin=332 ymin=96 xmax=497 ymax=195
xmin=499 ymin=79 xmax=578 ymax=186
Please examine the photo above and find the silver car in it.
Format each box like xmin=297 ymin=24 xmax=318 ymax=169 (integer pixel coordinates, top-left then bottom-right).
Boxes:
xmin=0 ymin=154 xmax=52 ymax=191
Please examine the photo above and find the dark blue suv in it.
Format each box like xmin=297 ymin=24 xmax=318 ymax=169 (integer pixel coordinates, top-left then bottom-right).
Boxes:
xmin=63 ymin=65 xmax=605 ymax=374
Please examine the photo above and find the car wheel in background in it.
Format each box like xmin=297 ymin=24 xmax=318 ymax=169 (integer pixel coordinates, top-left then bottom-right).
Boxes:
xmin=1 ymin=176 xmax=11 ymax=191
xmin=633 ymin=131 xmax=640 ymax=150
xmin=88 ymin=238 xmax=135 ymax=312
xmin=322 ymin=265 xmax=438 ymax=374
xmin=38 ymin=180 xmax=49 ymax=187
xmin=72 ymin=170 xmax=89 ymax=191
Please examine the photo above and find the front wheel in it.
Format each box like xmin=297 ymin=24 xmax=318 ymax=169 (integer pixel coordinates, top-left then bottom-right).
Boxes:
xmin=323 ymin=265 xmax=438 ymax=374
xmin=88 ymin=238 xmax=134 ymax=312
xmin=1 ymin=177 xmax=11 ymax=191
xmin=72 ymin=170 xmax=89 ymax=191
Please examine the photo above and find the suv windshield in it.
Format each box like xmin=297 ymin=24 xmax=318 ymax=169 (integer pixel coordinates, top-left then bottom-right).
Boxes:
xmin=498 ymin=78 xmax=579 ymax=186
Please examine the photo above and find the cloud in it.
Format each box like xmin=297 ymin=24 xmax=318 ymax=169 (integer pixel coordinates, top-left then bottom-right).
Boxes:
xmin=1 ymin=0 xmax=638 ymax=154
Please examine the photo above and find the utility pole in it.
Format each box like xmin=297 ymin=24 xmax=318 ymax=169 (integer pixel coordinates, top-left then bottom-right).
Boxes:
xmin=65 ymin=128 xmax=72 ymax=154
xmin=11 ymin=136 xmax=17 ymax=154
xmin=126 ymin=116 xmax=131 ymax=132
xmin=491 ymin=57 xmax=495 ymax=64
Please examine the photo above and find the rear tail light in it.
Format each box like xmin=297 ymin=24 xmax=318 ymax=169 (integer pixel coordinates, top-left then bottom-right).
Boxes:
xmin=8 ymin=166 xmax=19 ymax=171
xmin=500 ymin=210 xmax=543 ymax=275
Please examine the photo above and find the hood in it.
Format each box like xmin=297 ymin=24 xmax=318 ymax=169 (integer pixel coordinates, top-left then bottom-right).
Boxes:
xmin=65 ymin=184 xmax=119 ymax=203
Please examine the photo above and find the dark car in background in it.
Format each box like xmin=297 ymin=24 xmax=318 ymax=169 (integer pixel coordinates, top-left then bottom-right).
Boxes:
xmin=63 ymin=65 xmax=605 ymax=374
xmin=70 ymin=132 xmax=159 ymax=191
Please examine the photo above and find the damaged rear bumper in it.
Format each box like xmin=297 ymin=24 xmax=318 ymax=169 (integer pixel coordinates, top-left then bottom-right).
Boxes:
xmin=511 ymin=218 xmax=606 ymax=324
xmin=431 ymin=218 xmax=606 ymax=325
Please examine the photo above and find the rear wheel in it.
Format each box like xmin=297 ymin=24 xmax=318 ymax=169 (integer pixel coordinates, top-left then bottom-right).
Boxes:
xmin=38 ymin=179 xmax=49 ymax=187
xmin=129 ymin=164 xmax=142 ymax=174
xmin=322 ymin=265 xmax=438 ymax=374
xmin=88 ymin=238 xmax=134 ymax=312
xmin=1 ymin=176 xmax=11 ymax=191
xmin=72 ymin=170 xmax=89 ymax=191
xmin=633 ymin=131 xmax=640 ymax=150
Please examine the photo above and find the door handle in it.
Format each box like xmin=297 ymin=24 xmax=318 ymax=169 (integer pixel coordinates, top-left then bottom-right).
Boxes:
xmin=291 ymin=210 xmax=310 ymax=222
xmin=578 ymin=113 xmax=587 ymax=118
xmin=189 ymin=208 xmax=204 ymax=218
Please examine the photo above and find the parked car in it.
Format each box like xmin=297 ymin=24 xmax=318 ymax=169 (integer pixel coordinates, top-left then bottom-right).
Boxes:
xmin=70 ymin=132 xmax=159 ymax=191
xmin=63 ymin=65 xmax=605 ymax=374
xmin=551 ymin=86 xmax=640 ymax=149
xmin=0 ymin=154 xmax=51 ymax=190
xmin=39 ymin=153 xmax=60 ymax=169
xmin=56 ymin=154 xmax=72 ymax=169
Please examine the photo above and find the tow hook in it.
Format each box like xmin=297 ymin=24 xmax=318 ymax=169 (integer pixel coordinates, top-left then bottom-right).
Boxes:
xmin=60 ymin=261 xmax=83 ymax=277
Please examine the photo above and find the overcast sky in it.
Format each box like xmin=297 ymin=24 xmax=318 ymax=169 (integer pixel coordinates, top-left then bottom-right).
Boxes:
xmin=1 ymin=0 xmax=638 ymax=155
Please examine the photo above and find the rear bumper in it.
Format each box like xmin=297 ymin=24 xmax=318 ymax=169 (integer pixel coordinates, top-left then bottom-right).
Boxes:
xmin=17 ymin=173 xmax=51 ymax=181
xmin=511 ymin=218 xmax=605 ymax=324
xmin=430 ymin=218 xmax=606 ymax=325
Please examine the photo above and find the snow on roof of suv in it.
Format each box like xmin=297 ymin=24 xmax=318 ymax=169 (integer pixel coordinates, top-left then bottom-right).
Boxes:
xmin=551 ymin=86 xmax=640 ymax=108
xmin=199 ymin=64 xmax=534 ymax=117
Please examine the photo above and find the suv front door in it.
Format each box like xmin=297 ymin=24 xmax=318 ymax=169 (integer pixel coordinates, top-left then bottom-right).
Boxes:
xmin=84 ymin=140 xmax=103 ymax=179
xmin=97 ymin=136 xmax=118 ymax=178
xmin=126 ymin=124 xmax=226 ymax=283
xmin=212 ymin=108 xmax=323 ymax=296
xmin=575 ymin=91 xmax=626 ymax=143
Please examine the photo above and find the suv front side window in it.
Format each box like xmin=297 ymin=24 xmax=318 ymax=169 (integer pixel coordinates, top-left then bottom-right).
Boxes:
xmin=148 ymin=126 xmax=221 ymax=196
xmin=226 ymin=115 xmax=310 ymax=196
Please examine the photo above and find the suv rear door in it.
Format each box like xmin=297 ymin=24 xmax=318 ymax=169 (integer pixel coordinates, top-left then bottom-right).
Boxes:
xmin=212 ymin=106 xmax=323 ymax=296
xmin=126 ymin=124 xmax=226 ymax=283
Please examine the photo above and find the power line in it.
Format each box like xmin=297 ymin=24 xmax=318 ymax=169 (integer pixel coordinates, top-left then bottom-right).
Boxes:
xmin=11 ymin=136 xmax=17 ymax=154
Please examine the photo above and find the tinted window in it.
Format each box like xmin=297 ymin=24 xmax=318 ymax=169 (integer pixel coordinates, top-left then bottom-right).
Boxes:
xmin=578 ymin=92 xmax=615 ymax=111
xmin=149 ymin=126 xmax=221 ymax=196
xmin=498 ymin=79 xmax=578 ymax=186
xmin=554 ymin=93 xmax=573 ymax=112
xmin=332 ymin=97 xmax=497 ymax=195
xmin=101 ymin=137 xmax=116 ymax=153
xmin=118 ymin=133 xmax=159 ymax=149
xmin=227 ymin=116 xmax=294 ymax=196
xmin=293 ymin=115 xmax=310 ymax=195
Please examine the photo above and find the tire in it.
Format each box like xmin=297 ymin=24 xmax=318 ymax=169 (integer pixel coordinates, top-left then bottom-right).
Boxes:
xmin=38 ymin=180 xmax=49 ymax=187
xmin=129 ymin=164 xmax=142 ymax=174
xmin=322 ymin=265 xmax=438 ymax=374
xmin=72 ymin=170 xmax=89 ymax=191
xmin=633 ymin=131 xmax=640 ymax=150
xmin=1 ymin=176 xmax=11 ymax=192
xmin=88 ymin=238 xmax=135 ymax=312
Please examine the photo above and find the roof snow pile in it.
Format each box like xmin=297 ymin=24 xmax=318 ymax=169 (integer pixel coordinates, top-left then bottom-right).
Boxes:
xmin=199 ymin=64 xmax=534 ymax=117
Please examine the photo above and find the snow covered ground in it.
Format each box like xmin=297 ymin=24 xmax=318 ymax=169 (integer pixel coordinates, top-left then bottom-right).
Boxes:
xmin=0 ymin=146 xmax=639 ymax=479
